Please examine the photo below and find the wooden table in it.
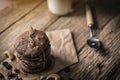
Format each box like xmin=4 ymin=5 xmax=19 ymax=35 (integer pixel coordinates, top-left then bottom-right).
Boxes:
xmin=0 ymin=0 xmax=120 ymax=80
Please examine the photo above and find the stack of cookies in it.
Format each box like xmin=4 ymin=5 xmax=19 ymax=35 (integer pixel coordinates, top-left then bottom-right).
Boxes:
xmin=14 ymin=27 xmax=51 ymax=73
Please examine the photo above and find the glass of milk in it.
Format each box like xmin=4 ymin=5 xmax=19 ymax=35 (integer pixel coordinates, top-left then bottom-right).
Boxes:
xmin=47 ymin=0 xmax=73 ymax=16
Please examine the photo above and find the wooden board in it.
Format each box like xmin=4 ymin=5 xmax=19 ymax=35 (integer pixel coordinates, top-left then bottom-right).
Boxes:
xmin=0 ymin=0 xmax=10 ymax=10
xmin=59 ymin=14 xmax=120 ymax=80
xmin=0 ymin=0 xmax=44 ymax=33
xmin=0 ymin=0 xmax=120 ymax=79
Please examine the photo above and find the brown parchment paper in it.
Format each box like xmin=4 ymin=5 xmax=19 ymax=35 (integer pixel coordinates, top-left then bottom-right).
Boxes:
xmin=0 ymin=29 xmax=78 ymax=80
xmin=46 ymin=29 xmax=78 ymax=73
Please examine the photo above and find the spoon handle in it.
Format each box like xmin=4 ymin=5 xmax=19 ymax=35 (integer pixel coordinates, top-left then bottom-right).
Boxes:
xmin=86 ymin=3 xmax=94 ymax=28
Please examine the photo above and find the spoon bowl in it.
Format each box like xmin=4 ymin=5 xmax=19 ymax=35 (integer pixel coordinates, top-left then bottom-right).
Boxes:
xmin=87 ymin=37 xmax=101 ymax=49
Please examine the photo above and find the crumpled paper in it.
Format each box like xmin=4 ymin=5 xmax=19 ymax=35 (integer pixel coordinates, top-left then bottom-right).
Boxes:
xmin=0 ymin=29 xmax=78 ymax=80
xmin=46 ymin=29 xmax=78 ymax=73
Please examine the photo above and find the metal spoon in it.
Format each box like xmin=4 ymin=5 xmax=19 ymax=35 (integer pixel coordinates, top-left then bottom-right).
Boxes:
xmin=86 ymin=4 xmax=101 ymax=49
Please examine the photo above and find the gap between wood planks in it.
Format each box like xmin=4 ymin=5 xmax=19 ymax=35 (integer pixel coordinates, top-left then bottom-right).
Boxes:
xmin=0 ymin=0 xmax=45 ymax=34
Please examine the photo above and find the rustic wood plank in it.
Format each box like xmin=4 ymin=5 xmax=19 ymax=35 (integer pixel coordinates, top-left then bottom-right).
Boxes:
xmin=0 ymin=1 xmax=59 ymax=62
xmin=0 ymin=0 xmax=44 ymax=33
xmin=116 ymin=69 xmax=120 ymax=80
xmin=0 ymin=0 xmax=10 ymax=10
xmin=97 ymin=15 xmax=120 ymax=80
xmin=63 ymin=14 xmax=120 ymax=80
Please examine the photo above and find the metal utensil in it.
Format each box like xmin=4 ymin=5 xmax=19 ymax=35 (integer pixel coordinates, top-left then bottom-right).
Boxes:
xmin=86 ymin=4 xmax=101 ymax=49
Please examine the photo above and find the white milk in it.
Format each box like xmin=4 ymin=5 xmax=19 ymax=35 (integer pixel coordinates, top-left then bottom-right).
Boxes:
xmin=47 ymin=0 xmax=72 ymax=16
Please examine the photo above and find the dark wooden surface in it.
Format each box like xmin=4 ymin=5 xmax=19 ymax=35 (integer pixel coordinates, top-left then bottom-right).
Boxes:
xmin=0 ymin=0 xmax=120 ymax=80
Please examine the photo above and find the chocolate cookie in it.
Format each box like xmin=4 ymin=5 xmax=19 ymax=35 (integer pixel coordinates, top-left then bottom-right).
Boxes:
xmin=14 ymin=27 xmax=51 ymax=73
xmin=17 ymin=47 xmax=50 ymax=67
xmin=14 ymin=30 xmax=50 ymax=57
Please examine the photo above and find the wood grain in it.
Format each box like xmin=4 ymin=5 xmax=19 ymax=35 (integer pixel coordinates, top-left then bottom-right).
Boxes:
xmin=0 ymin=0 xmax=44 ymax=33
xmin=97 ymin=15 xmax=120 ymax=80
xmin=60 ymin=14 xmax=120 ymax=80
